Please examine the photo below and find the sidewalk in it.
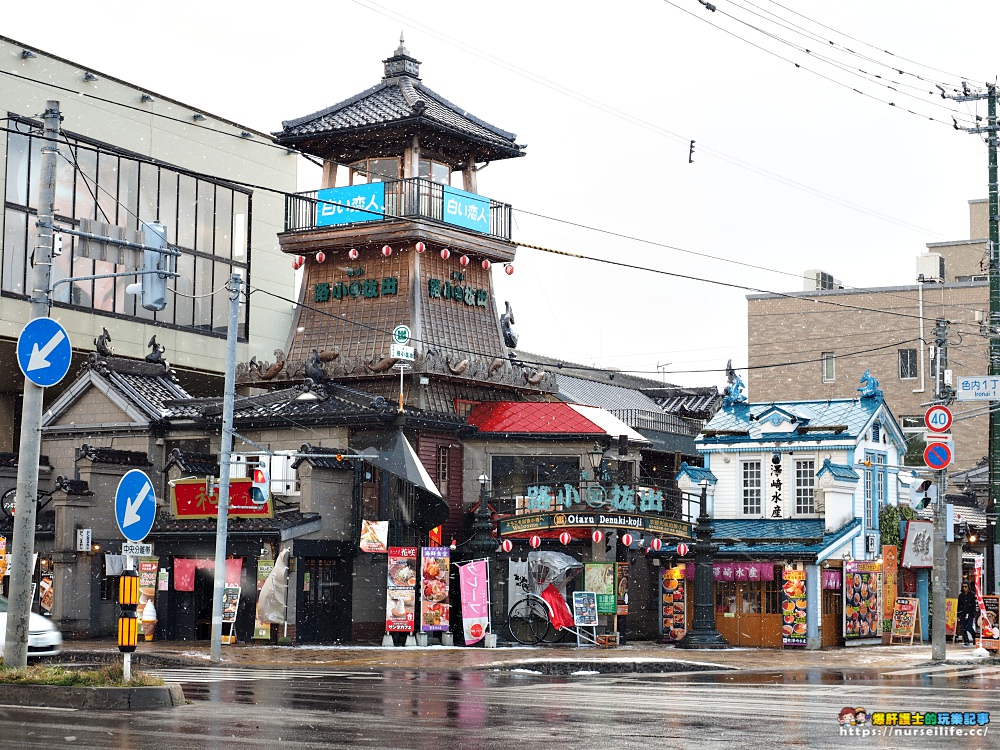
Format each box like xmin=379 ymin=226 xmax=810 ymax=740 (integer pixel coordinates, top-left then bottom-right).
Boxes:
xmin=62 ymin=638 xmax=997 ymax=673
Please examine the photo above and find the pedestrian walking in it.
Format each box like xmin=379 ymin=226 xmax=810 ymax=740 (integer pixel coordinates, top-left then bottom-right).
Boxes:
xmin=957 ymin=582 xmax=978 ymax=647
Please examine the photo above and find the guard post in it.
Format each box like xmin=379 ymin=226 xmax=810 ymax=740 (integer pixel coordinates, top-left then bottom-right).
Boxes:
xmin=118 ymin=568 xmax=140 ymax=681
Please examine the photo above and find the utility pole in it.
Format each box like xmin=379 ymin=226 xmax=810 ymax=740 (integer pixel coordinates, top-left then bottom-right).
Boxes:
xmin=931 ymin=318 xmax=949 ymax=661
xmin=3 ymin=101 xmax=59 ymax=668
xmin=945 ymin=82 xmax=998 ymax=594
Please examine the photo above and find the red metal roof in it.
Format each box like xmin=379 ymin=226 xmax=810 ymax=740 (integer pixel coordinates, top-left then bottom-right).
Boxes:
xmin=466 ymin=402 xmax=605 ymax=435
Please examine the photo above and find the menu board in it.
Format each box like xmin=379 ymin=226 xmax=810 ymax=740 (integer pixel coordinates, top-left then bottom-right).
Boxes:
xmin=660 ymin=565 xmax=687 ymax=642
xmin=890 ymin=597 xmax=920 ymax=644
xmin=386 ymin=547 xmax=417 ymax=633
xmin=781 ymin=568 xmax=807 ymax=647
xmin=572 ymin=591 xmax=598 ymax=626
xmin=221 ymin=586 xmax=240 ymax=624
xmin=420 ymin=547 xmax=450 ymax=632
xmin=584 ymin=562 xmax=616 ymax=615
xmin=982 ymin=596 xmax=999 ymax=651
xmin=616 ymin=562 xmax=629 ymax=616
xmin=844 ymin=561 xmax=881 ymax=640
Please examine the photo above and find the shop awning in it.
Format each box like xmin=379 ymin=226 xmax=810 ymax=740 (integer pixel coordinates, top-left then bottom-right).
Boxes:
xmin=360 ymin=431 xmax=449 ymax=529
xmin=659 ymin=518 xmax=862 ymax=561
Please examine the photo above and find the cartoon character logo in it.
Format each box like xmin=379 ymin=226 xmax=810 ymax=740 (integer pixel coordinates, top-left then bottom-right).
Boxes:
xmin=839 ymin=707 xmax=856 ymax=726
xmin=854 ymin=708 xmax=868 ymax=726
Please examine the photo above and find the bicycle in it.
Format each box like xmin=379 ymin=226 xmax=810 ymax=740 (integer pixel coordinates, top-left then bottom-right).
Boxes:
xmin=505 ymin=593 xmax=555 ymax=645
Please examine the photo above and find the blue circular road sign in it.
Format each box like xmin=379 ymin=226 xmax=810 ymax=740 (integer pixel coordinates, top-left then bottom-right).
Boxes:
xmin=115 ymin=469 xmax=157 ymax=542
xmin=16 ymin=317 xmax=72 ymax=387
xmin=923 ymin=442 xmax=953 ymax=471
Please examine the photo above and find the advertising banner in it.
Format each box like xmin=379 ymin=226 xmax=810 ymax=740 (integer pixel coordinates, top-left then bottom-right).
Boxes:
xmin=170 ymin=478 xmax=272 ymax=519
xmin=882 ymin=545 xmax=898 ymax=633
xmin=508 ymin=558 xmax=531 ymax=609
xmin=844 ymin=560 xmax=881 ymax=640
xmin=781 ymin=568 xmax=807 ymax=647
xmin=253 ymin=559 xmax=274 ymax=640
xmin=584 ymin=562 xmax=616 ymax=615
xmin=660 ymin=565 xmax=687 ymax=642
xmin=977 ymin=557 xmax=998 ymax=650
xmin=945 ymin=598 xmax=957 ymax=637
xmin=616 ymin=562 xmax=629 ymax=616
xmin=138 ymin=558 xmax=159 ymax=599
xmin=315 ymin=183 xmax=384 ymax=227
xmin=442 ymin=185 xmax=491 ymax=233
xmin=359 ymin=520 xmax=389 ymax=553
xmin=901 ymin=520 xmax=933 ymax=568
xmin=458 ymin=559 xmax=490 ymax=645
xmin=386 ymin=547 xmax=417 ymax=633
xmin=420 ymin=547 xmax=451 ymax=632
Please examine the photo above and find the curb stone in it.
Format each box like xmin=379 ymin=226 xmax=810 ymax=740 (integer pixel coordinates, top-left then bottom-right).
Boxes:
xmin=0 ymin=683 xmax=184 ymax=710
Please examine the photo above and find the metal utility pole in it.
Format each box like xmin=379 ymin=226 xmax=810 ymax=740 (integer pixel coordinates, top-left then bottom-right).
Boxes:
xmin=3 ymin=101 xmax=60 ymax=668
xmin=946 ymin=82 xmax=998 ymax=594
xmin=210 ymin=273 xmax=242 ymax=663
xmin=931 ymin=318 xmax=949 ymax=661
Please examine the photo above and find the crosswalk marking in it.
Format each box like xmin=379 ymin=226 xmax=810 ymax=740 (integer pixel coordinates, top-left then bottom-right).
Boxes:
xmin=882 ymin=664 xmax=1000 ymax=679
xmin=146 ymin=666 xmax=362 ymax=683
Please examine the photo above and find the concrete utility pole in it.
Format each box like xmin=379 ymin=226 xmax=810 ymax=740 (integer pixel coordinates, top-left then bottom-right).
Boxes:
xmin=3 ymin=101 xmax=60 ymax=668
xmin=931 ymin=318 xmax=949 ymax=662
xmin=945 ymin=82 xmax=998 ymax=594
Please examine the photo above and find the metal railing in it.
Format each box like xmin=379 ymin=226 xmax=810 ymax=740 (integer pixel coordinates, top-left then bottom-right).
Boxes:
xmin=284 ymin=177 xmax=513 ymax=240
xmin=609 ymin=408 xmax=700 ymax=436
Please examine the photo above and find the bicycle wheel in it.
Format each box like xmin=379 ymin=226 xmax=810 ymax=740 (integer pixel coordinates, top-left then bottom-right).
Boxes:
xmin=507 ymin=597 xmax=550 ymax=645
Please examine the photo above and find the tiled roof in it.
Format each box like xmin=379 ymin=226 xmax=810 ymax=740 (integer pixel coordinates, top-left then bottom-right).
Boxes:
xmin=817 ymin=459 xmax=860 ymax=482
xmin=700 ymin=397 xmax=893 ymax=444
xmin=665 ymin=518 xmax=861 ymax=558
xmin=76 ymin=445 xmax=151 ymax=467
xmin=649 ymin=387 xmax=723 ymax=420
xmin=163 ymin=450 xmax=219 ymax=477
xmin=149 ymin=509 xmax=322 ymax=539
xmin=676 ymin=462 xmax=717 ymax=485
xmin=0 ymin=452 xmax=51 ymax=469
xmin=467 ymin=401 xmax=605 ymax=436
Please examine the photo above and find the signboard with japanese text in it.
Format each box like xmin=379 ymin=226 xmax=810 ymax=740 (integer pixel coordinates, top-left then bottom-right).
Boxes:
xmin=315 ymin=183 xmax=384 ymax=227
xmin=945 ymin=597 xmax=957 ymax=637
xmin=137 ymin=558 xmax=158 ymax=599
xmin=781 ymin=569 xmax=807 ymax=647
xmin=981 ymin=596 xmax=999 ymax=651
xmin=890 ymin=597 xmax=920 ymax=644
xmin=170 ymin=478 xmax=272 ymax=519
xmin=882 ymin=545 xmax=898 ymax=633
xmin=222 ymin=586 xmax=240 ymax=624
xmin=844 ymin=560 xmax=881 ymax=641
xmin=901 ymin=520 xmax=934 ymax=568
xmin=769 ymin=456 xmax=784 ymax=518
xmin=458 ymin=559 xmax=490 ymax=645
xmin=660 ymin=565 xmax=686 ymax=641
xmin=584 ymin=562 xmax=616 ymax=616
xmin=616 ymin=562 xmax=629 ymax=617
xmin=420 ymin=547 xmax=450 ymax=632
xmin=359 ymin=520 xmax=389 ymax=553
xmin=572 ymin=591 xmax=598 ymax=627
xmin=386 ymin=547 xmax=417 ymax=633
xmin=956 ymin=376 xmax=1000 ymax=401
xmin=254 ymin=559 xmax=274 ymax=640
xmin=442 ymin=185 xmax=490 ymax=233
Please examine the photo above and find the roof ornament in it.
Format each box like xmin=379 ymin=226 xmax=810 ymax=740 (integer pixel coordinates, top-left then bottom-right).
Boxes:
xmin=722 ymin=359 xmax=747 ymax=408
xmin=500 ymin=301 xmax=518 ymax=348
xmin=145 ymin=335 xmax=166 ymax=364
xmin=94 ymin=327 xmax=113 ymax=357
xmin=857 ymin=369 xmax=883 ymax=400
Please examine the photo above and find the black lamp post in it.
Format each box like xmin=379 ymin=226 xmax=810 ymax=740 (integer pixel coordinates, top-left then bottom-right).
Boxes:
xmin=675 ymin=481 xmax=728 ymax=649
xmin=466 ymin=472 xmax=497 ymax=645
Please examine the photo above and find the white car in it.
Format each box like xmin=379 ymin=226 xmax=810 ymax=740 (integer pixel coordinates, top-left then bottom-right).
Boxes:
xmin=0 ymin=595 xmax=62 ymax=658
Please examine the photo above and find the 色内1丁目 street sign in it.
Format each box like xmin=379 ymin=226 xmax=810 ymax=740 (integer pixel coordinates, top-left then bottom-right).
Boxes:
xmin=956 ymin=376 xmax=1000 ymax=401
xmin=115 ymin=469 xmax=157 ymax=542
xmin=16 ymin=317 xmax=72 ymax=387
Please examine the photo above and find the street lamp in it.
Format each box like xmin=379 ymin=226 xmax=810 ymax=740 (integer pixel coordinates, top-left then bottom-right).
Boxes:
xmin=675 ymin=480 xmax=728 ymax=649
xmin=466 ymin=471 xmax=497 ymax=644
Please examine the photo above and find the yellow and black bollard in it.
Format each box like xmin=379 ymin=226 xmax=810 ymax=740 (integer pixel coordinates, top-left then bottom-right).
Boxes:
xmin=117 ymin=568 xmax=140 ymax=680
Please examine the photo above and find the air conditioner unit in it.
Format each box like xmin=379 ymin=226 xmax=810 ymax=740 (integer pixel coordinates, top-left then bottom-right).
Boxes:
xmin=804 ymin=269 xmax=837 ymax=291
xmin=916 ymin=252 xmax=945 ymax=283
xmin=865 ymin=535 xmax=878 ymax=554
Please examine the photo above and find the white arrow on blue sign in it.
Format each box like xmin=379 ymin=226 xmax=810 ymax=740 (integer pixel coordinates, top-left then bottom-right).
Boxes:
xmin=115 ymin=469 xmax=157 ymax=542
xmin=16 ymin=317 xmax=72 ymax=387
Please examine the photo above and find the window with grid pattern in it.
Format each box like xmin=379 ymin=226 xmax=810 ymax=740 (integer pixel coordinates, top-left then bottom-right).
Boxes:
xmin=795 ymin=459 xmax=815 ymax=514
xmin=743 ymin=460 xmax=762 ymax=515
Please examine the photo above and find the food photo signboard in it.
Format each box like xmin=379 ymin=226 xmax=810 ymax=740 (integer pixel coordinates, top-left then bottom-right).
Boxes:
xmin=660 ymin=565 xmax=686 ymax=642
xmin=843 ymin=560 xmax=881 ymax=641
xmin=420 ymin=547 xmax=450 ymax=632
xmin=584 ymin=562 xmax=616 ymax=616
xmin=781 ymin=568 xmax=807 ymax=647
xmin=572 ymin=591 xmax=599 ymax=627
xmin=386 ymin=547 xmax=417 ymax=633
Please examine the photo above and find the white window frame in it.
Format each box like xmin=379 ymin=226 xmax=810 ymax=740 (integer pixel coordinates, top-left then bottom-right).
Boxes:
xmin=898 ymin=348 xmax=918 ymax=380
xmin=794 ymin=458 xmax=815 ymax=514
xmin=821 ymin=352 xmax=835 ymax=383
xmin=742 ymin=460 xmax=762 ymax=516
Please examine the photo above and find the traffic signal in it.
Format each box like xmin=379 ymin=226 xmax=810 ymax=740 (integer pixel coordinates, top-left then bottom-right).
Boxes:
xmin=914 ymin=479 xmax=935 ymax=510
xmin=140 ymin=221 xmax=169 ymax=311
xmin=251 ymin=461 xmax=270 ymax=505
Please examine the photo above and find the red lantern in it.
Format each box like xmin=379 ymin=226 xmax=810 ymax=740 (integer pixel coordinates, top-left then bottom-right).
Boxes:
xmin=501 ymin=539 xmax=513 ymax=553
xmin=459 ymin=255 xmax=470 ymax=267
xmin=529 ymin=535 xmax=541 ymax=549
xmin=650 ymin=538 xmax=663 ymax=552
xmin=481 ymin=259 xmax=491 ymax=270
xmin=559 ymin=531 xmax=572 ymax=546
xmin=414 ymin=241 xmax=426 ymax=253
xmin=381 ymin=245 xmax=392 ymax=257
xmin=297 ymin=255 xmax=306 ymax=266
xmin=620 ymin=533 xmax=633 ymax=547
xmin=591 ymin=530 xmax=603 ymax=544
xmin=316 ymin=251 xmax=326 ymax=263
xmin=292 ymin=259 xmax=299 ymax=270
xmin=348 ymin=248 xmax=359 ymax=260
xmin=676 ymin=543 xmax=689 ymax=557
xmin=504 ymin=264 xmax=514 ymax=275
xmin=440 ymin=248 xmax=451 ymax=260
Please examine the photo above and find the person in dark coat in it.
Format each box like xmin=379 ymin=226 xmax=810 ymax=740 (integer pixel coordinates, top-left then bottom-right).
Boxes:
xmin=957 ymin=582 xmax=978 ymax=647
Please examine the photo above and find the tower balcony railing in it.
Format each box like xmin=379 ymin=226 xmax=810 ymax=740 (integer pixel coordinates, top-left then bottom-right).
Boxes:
xmin=284 ymin=177 xmax=513 ymax=240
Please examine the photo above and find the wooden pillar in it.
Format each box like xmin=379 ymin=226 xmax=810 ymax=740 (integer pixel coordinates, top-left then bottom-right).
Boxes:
xmin=321 ymin=160 xmax=338 ymax=189
xmin=462 ymin=158 xmax=478 ymax=193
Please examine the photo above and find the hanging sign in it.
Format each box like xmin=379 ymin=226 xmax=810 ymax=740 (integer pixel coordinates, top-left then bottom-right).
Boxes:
xmin=901 ymin=520 xmax=934 ymax=568
xmin=420 ymin=547 xmax=451 ymax=632
xmin=889 ymin=597 xmax=921 ymax=645
xmin=386 ymin=547 xmax=417 ymax=633
xmin=170 ymin=478 xmax=272 ymax=519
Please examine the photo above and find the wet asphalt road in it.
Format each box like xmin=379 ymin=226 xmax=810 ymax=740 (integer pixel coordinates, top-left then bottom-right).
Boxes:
xmin=1 ymin=664 xmax=996 ymax=749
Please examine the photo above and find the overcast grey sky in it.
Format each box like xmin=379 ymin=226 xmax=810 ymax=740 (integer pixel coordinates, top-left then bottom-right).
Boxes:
xmin=6 ymin=1 xmax=1000 ymax=389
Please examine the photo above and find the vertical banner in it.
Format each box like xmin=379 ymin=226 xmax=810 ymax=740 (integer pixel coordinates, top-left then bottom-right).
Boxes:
xmin=458 ymin=559 xmax=490 ymax=645
xmin=616 ymin=562 xmax=629 ymax=616
xmin=945 ymin=598 xmax=958 ymax=637
xmin=882 ymin=545 xmax=898 ymax=634
xmin=584 ymin=562 xmax=616 ymax=615
xmin=660 ymin=565 xmax=687 ymax=642
xmin=421 ymin=547 xmax=451 ymax=632
xmin=386 ymin=547 xmax=418 ymax=633
xmin=39 ymin=575 xmax=54 ymax=613
xmin=976 ymin=557 xmax=999 ymax=650
xmin=253 ymin=559 xmax=274 ymax=640
xmin=138 ymin=558 xmax=159 ymax=599
xmin=844 ymin=560 xmax=881 ymax=640
xmin=508 ymin=559 xmax=530 ymax=610
xmin=781 ymin=568 xmax=807 ymax=647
